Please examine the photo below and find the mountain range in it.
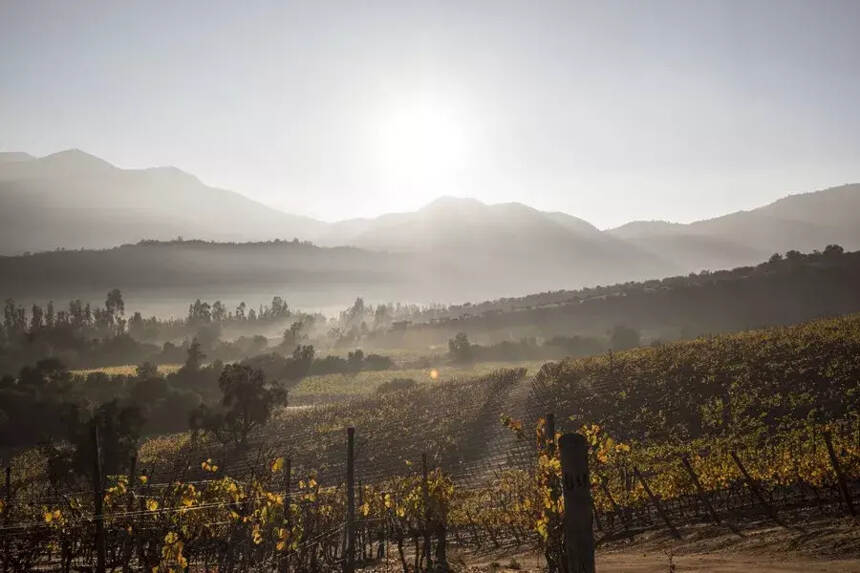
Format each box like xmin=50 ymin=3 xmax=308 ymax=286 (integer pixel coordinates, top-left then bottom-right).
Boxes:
xmin=0 ymin=150 xmax=325 ymax=255
xmin=2 ymin=149 xmax=859 ymax=301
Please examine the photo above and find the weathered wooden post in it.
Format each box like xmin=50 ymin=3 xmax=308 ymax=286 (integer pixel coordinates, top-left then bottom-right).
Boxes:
xmin=559 ymin=433 xmax=595 ymax=573
xmin=283 ymin=457 xmax=292 ymax=573
xmin=545 ymin=413 xmax=560 ymax=573
xmin=122 ymin=454 xmax=137 ymax=573
xmin=546 ymin=413 xmax=556 ymax=455
xmin=4 ymin=466 xmax=10 ymax=573
xmin=345 ymin=428 xmax=355 ymax=573
xmin=91 ymin=423 xmax=106 ymax=573
xmin=358 ymin=481 xmax=366 ymax=561
xmin=421 ymin=453 xmax=433 ymax=571
xmin=823 ymin=432 xmax=856 ymax=517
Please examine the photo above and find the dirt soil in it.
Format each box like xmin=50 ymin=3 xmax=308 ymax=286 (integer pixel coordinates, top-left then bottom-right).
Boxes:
xmin=432 ymin=517 xmax=860 ymax=572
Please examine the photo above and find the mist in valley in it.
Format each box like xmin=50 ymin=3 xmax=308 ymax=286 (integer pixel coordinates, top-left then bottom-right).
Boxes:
xmin=3 ymin=2 xmax=860 ymax=570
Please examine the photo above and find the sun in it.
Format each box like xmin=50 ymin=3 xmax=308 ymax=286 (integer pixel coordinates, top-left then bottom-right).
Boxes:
xmin=374 ymin=99 xmax=470 ymax=181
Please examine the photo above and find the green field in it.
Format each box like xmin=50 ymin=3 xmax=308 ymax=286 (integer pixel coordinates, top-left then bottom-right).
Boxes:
xmin=71 ymin=363 xmax=183 ymax=377
xmin=289 ymin=359 xmax=545 ymax=402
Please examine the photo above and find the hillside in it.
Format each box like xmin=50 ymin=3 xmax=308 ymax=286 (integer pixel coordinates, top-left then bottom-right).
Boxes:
xmin=4 ymin=149 xmax=860 ymax=304
xmin=608 ymin=183 xmax=860 ymax=269
xmin=531 ymin=312 xmax=860 ymax=440
xmin=0 ymin=239 xmax=420 ymax=316
xmin=319 ymin=196 xmax=669 ymax=289
xmin=0 ymin=150 xmax=325 ymax=254
xmin=369 ymin=248 xmax=860 ymax=347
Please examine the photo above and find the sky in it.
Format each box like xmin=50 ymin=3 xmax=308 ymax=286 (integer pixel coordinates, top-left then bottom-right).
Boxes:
xmin=2 ymin=0 xmax=860 ymax=229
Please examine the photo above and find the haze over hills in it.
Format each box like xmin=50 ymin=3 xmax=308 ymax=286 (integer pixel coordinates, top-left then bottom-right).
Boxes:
xmin=314 ymin=196 xmax=667 ymax=291
xmin=0 ymin=149 xmax=325 ymax=254
xmin=2 ymin=149 xmax=860 ymax=311
xmin=607 ymin=183 xmax=860 ymax=270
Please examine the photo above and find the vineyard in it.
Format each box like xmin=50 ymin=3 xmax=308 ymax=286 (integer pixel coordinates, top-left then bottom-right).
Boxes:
xmin=289 ymin=360 xmax=544 ymax=405
xmin=2 ymin=315 xmax=860 ymax=571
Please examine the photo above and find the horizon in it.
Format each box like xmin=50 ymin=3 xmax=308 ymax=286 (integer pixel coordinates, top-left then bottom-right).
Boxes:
xmin=3 ymin=1 xmax=860 ymax=228
xmin=4 ymin=146 xmax=858 ymax=232
xmin=3 ymin=4 xmax=860 ymax=567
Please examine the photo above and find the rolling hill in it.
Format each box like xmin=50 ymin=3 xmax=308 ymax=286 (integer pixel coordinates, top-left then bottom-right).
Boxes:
xmin=2 ymin=149 xmax=860 ymax=310
xmin=608 ymin=183 xmax=860 ymax=269
xmin=316 ymin=196 xmax=669 ymax=291
xmin=0 ymin=149 xmax=325 ymax=254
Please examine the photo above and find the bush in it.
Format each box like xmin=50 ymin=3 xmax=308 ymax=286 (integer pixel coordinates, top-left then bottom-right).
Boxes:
xmin=363 ymin=353 xmax=393 ymax=371
xmin=376 ymin=378 xmax=417 ymax=394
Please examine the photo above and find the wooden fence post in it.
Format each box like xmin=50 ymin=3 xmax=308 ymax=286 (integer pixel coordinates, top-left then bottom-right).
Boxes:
xmin=823 ymin=432 xmax=856 ymax=517
xmin=559 ymin=433 xmax=595 ymax=573
xmin=546 ymin=413 xmax=556 ymax=455
xmin=729 ymin=451 xmax=790 ymax=529
xmin=421 ymin=453 xmax=433 ymax=571
xmin=122 ymin=454 xmax=137 ymax=573
xmin=91 ymin=423 xmax=106 ymax=573
xmin=358 ymin=481 xmax=366 ymax=561
xmin=3 ymin=466 xmax=10 ymax=573
xmin=544 ymin=413 xmax=561 ymax=573
xmin=633 ymin=467 xmax=681 ymax=540
xmin=345 ymin=428 xmax=355 ymax=573
xmin=283 ymin=457 xmax=292 ymax=573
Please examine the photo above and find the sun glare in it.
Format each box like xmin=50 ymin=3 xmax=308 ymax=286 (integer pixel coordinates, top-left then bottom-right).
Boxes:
xmin=375 ymin=100 xmax=470 ymax=181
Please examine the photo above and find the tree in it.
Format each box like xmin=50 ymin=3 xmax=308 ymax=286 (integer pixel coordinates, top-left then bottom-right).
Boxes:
xmin=188 ymin=299 xmax=212 ymax=323
xmin=19 ymin=358 xmax=72 ymax=389
xmin=191 ymin=364 xmax=286 ymax=446
xmin=106 ymin=288 xmax=125 ymax=317
xmin=45 ymin=300 xmax=55 ymax=328
xmin=211 ymin=300 xmax=227 ymax=322
xmin=136 ymin=361 xmax=159 ymax=380
xmin=271 ymin=296 xmax=289 ymax=318
xmin=45 ymin=400 xmax=143 ymax=486
xmin=286 ymin=345 xmax=315 ymax=380
xmin=609 ymin=325 xmax=640 ymax=351
xmin=373 ymin=305 xmax=389 ymax=329
xmin=345 ymin=297 xmax=365 ymax=326
xmin=29 ymin=304 xmax=44 ymax=331
xmin=184 ymin=338 xmax=205 ymax=372
xmin=347 ymin=349 xmax=365 ymax=373
xmin=785 ymin=249 xmax=803 ymax=262
xmin=448 ymin=332 xmax=473 ymax=363
xmin=281 ymin=320 xmax=305 ymax=349
xmin=824 ymin=244 xmax=844 ymax=257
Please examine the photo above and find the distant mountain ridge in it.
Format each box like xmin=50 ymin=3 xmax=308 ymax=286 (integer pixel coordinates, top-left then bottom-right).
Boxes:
xmin=0 ymin=149 xmax=326 ymax=254
xmin=606 ymin=183 xmax=860 ymax=269
xmin=2 ymin=149 xmax=859 ymax=295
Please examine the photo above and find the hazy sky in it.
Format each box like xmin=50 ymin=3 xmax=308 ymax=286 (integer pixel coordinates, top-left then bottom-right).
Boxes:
xmin=2 ymin=0 xmax=860 ymax=228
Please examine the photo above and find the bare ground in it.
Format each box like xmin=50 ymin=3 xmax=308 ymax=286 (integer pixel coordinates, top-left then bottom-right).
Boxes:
xmin=364 ymin=517 xmax=860 ymax=572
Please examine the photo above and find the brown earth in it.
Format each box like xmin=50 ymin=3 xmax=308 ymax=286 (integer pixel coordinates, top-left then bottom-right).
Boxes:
xmin=364 ymin=517 xmax=860 ymax=572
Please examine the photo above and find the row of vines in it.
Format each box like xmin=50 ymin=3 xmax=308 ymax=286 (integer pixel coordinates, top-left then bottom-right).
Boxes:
xmin=2 ymin=315 xmax=860 ymax=570
xmin=1 ymin=415 xmax=857 ymax=571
